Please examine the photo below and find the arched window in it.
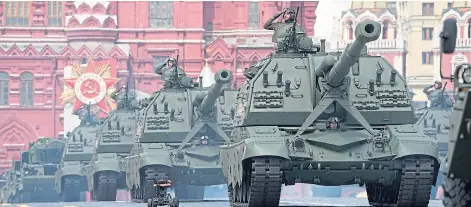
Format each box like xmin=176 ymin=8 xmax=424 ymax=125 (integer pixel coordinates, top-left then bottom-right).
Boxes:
xmin=346 ymin=21 xmax=353 ymax=40
xmin=20 ymin=72 xmax=34 ymax=106
xmin=0 ymin=72 xmax=9 ymax=105
xmin=81 ymin=57 xmax=87 ymax=65
xmin=236 ymin=59 xmax=243 ymax=69
xmin=467 ymin=19 xmax=471 ymax=38
xmin=382 ymin=21 xmax=390 ymax=39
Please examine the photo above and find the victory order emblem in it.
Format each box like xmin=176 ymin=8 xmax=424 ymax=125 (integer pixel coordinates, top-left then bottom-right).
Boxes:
xmin=61 ymin=58 xmax=120 ymax=114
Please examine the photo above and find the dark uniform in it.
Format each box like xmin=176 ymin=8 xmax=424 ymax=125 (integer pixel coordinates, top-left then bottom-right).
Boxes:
xmin=263 ymin=8 xmax=306 ymax=43
xmin=154 ymin=58 xmax=186 ymax=88
xmin=423 ymin=81 xmax=453 ymax=108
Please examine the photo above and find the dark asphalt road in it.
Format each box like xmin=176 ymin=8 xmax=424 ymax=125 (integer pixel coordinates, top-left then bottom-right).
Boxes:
xmin=0 ymin=198 xmax=444 ymax=207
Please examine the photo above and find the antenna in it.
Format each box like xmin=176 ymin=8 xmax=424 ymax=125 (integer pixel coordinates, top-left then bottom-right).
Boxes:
xmin=174 ymin=55 xmax=180 ymax=86
xmin=87 ymin=102 xmax=92 ymax=123
xmin=288 ymin=7 xmax=300 ymax=51
xmin=124 ymin=81 xmax=129 ymax=107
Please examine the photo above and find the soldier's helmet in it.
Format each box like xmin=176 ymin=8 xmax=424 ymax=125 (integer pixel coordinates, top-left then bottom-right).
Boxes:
xmin=283 ymin=8 xmax=296 ymax=22
xmin=167 ymin=58 xmax=177 ymax=66
xmin=434 ymin=81 xmax=443 ymax=89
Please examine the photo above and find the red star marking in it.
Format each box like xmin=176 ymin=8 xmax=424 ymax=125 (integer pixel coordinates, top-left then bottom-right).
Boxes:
xmin=63 ymin=59 xmax=119 ymax=113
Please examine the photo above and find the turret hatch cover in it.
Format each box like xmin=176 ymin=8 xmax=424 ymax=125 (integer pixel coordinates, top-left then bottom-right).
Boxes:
xmin=305 ymin=131 xmax=370 ymax=152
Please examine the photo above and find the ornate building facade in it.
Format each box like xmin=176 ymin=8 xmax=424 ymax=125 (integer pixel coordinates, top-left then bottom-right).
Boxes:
xmin=0 ymin=1 xmax=318 ymax=171
xmin=398 ymin=1 xmax=452 ymax=101
xmin=433 ymin=3 xmax=471 ymax=92
xmin=333 ymin=1 xmax=405 ymax=83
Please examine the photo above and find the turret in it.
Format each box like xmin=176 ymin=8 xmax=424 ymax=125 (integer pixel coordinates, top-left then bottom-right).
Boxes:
xmin=318 ymin=21 xmax=381 ymax=87
xmin=194 ymin=69 xmax=233 ymax=114
xmin=23 ymin=138 xmax=65 ymax=165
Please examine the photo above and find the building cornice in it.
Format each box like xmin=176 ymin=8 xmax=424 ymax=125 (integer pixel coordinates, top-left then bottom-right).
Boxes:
xmin=0 ymin=105 xmax=65 ymax=110
xmin=205 ymin=30 xmax=273 ymax=36
xmin=431 ymin=48 xmax=471 ymax=52
xmin=116 ymin=39 xmax=205 ymax=44
xmin=0 ymin=27 xmax=205 ymax=32
xmin=0 ymin=38 xmax=205 ymax=44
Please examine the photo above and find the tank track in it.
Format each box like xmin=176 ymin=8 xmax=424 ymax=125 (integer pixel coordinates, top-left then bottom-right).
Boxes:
xmin=174 ymin=185 xmax=204 ymax=200
xmin=131 ymin=166 xmax=164 ymax=203
xmin=443 ymin=177 xmax=471 ymax=207
xmin=367 ymin=155 xmax=436 ymax=207
xmin=61 ymin=176 xmax=83 ymax=202
xmin=92 ymin=171 xmax=119 ymax=201
xmin=229 ymin=156 xmax=283 ymax=207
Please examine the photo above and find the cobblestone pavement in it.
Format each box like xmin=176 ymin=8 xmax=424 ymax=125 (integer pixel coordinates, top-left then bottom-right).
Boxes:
xmin=0 ymin=198 xmax=444 ymax=207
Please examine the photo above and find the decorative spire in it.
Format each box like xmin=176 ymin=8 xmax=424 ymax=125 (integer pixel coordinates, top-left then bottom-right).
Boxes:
xmin=199 ymin=59 xmax=215 ymax=88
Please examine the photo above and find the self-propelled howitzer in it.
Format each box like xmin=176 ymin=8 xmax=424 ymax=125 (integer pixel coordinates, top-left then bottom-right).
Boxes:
xmin=322 ymin=24 xmax=381 ymax=87
xmin=55 ymin=107 xmax=100 ymax=202
xmin=221 ymin=21 xmax=440 ymax=207
xmin=193 ymin=70 xmax=232 ymax=115
xmin=125 ymin=69 xmax=234 ymax=202
xmin=85 ymin=89 xmax=139 ymax=202
xmin=10 ymin=138 xmax=65 ymax=203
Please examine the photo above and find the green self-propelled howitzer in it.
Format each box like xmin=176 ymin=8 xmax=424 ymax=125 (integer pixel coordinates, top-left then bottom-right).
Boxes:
xmin=125 ymin=68 xmax=236 ymax=202
xmin=4 ymin=138 xmax=65 ymax=203
xmin=84 ymin=84 xmax=140 ymax=202
xmin=55 ymin=105 xmax=100 ymax=202
xmin=415 ymin=80 xmax=453 ymax=199
xmin=221 ymin=21 xmax=440 ymax=207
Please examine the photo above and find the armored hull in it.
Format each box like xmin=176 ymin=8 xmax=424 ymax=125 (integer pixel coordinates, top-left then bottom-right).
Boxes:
xmin=220 ymin=21 xmax=439 ymax=207
xmin=18 ymin=173 xmax=60 ymax=202
xmin=125 ymin=69 xmax=236 ymax=202
xmin=56 ymin=123 xmax=98 ymax=202
xmin=85 ymin=107 xmax=137 ymax=202
xmin=412 ymin=101 xmax=428 ymax=118
xmin=415 ymin=107 xmax=451 ymax=199
xmin=7 ymin=138 xmax=65 ymax=203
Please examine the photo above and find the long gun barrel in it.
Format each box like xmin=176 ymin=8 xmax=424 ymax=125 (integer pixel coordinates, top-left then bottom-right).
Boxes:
xmin=326 ymin=21 xmax=381 ymax=87
xmin=198 ymin=69 xmax=233 ymax=114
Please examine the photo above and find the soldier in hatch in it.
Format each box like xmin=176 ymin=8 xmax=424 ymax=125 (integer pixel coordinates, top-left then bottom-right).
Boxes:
xmin=154 ymin=58 xmax=186 ymax=88
xmin=110 ymin=85 xmax=126 ymax=101
xmin=423 ymin=81 xmax=453 ymax=108
xmin=263 ymin=8 xmax=306 ymax=43
xmin=76 ymin=104 xmax=100 ymax=125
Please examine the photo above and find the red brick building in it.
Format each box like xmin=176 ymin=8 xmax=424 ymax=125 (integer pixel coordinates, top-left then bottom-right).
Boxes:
xmin=0 ymin=1 xmax=318 ymax=171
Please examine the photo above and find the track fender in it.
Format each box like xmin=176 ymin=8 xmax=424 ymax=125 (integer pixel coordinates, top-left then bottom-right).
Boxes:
xmin=125 ymin=152 xmax=173 ymax=189
xmin=91 ymin=162 xmax=121 ymax=175
xmin=220 ymin=126 xmax=289 ymax=187
xmin=388 ymin=126 xmax=439 ymax=161
xmin=242 ymin=138 xmax=290 ymax=161
xmin=138 ymin=153 xmax=173 ymax=169
xmin=58 ymin=167 xmax=83 ymax=178
xmin=55 ymin=165 xmax=83 ymax=193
